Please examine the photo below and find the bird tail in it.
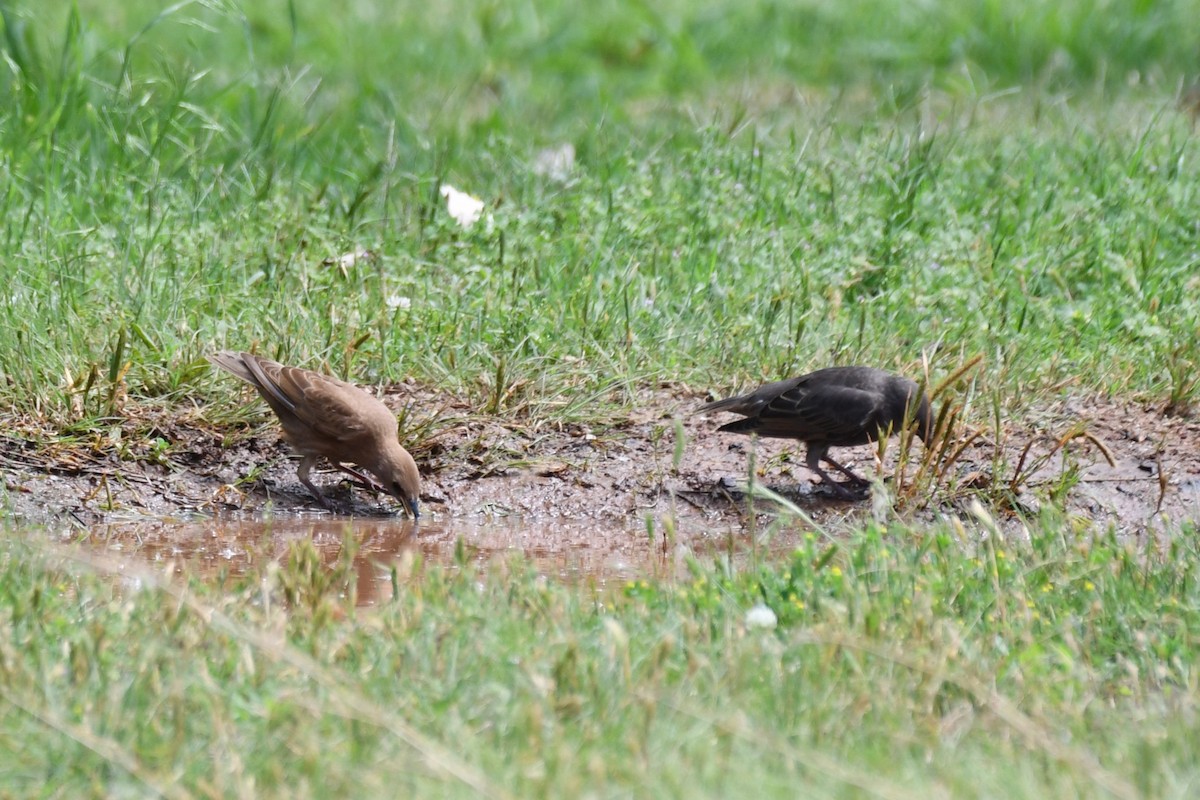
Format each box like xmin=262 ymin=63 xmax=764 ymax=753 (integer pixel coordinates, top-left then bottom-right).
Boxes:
xmin=696 ymin=395 xmax=744 ymax=414
xmin=714 ymin=417 xmax=761 ymax=434
xmin=206 ymin=351 xmax=257 ymax=384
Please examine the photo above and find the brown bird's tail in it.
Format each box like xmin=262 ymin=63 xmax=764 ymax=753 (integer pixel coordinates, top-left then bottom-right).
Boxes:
xmin=206 ymin=351 xmax=258 ymax=384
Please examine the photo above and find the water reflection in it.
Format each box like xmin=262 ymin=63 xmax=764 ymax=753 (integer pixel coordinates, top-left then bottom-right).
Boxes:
xmin=73 ymin=516 xmax=768 ymax=605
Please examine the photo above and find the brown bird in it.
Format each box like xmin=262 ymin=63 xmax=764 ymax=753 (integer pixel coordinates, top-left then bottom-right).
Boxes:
xmin=207 ymin=351 xmax=421 ymax=518
xmin=699 ymin=366 xmax=932 ymax=498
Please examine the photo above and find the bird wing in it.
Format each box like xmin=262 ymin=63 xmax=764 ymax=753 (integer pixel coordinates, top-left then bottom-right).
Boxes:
xmin=270 ymin=366 xmax=393 ymax=444
xmin=210 ymin=352 xmax=308 ymax=423
xmin=751 ymin=381 xmax=882 ymax=442
xmin=237 ymin=354 xmax=300 ymax=416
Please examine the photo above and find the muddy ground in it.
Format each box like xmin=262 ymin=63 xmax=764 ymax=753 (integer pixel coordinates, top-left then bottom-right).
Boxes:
xmin=3 ymin=384 xmax=1197 ymax=538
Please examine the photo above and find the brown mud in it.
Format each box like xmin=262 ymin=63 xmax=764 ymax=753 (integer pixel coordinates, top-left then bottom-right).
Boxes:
xmin=3 ymin=385 xmax=1199 ymax=595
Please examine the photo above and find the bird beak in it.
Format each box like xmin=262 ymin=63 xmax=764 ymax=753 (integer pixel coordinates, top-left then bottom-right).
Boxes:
xmin=407 ymin=498 xmax=421 ymax=520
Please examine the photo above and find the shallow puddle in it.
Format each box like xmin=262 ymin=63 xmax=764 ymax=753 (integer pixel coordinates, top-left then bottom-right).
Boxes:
xmin=65 ymin=514 xmax=792 ymax=605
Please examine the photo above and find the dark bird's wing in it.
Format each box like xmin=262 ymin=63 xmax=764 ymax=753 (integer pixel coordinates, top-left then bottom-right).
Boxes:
xmin=722 ymin=380 xmax=884 ymax=444
xmin=697 ymin=378 xmax=801 ymax=416
xmin=765 ymin=381 xmax=881 ymax=440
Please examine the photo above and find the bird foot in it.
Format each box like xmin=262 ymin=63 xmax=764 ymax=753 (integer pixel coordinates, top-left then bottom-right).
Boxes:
xmin=308 ymin=495 xmax=335 ymax=512
xmin=300 ymin=481 xmax=345 ymax=513
xmin=819 ymin=480 xmax=869 ymax=500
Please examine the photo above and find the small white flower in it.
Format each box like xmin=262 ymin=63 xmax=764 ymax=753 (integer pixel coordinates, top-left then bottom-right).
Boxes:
xmin=745 ymin=603 xmax=778 ymax=630
xmin=440 ymin=184 xmax=485 ymax=228
xmin=385 ymin=294 xmax=412 ymax=310
xmin=321 ymin=248 xmax=374 ymax=275
xmin=338 ymin=249 xmax=371 ymax=268
xmin=532 ymin=143 xmax=575 ymax=181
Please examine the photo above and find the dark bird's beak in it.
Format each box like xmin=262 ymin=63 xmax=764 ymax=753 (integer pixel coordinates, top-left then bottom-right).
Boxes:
xmin=407 ymin=498 xmax=421 ymax=521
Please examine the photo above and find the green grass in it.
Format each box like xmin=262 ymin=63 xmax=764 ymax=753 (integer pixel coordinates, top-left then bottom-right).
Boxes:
xmin=3 ymin=1 xmax=1200 ymax=796
xmin=2 ymin=514 xmax=1199 ymax=798
xmin=0 ymin=0 xmax=1198 ymax=423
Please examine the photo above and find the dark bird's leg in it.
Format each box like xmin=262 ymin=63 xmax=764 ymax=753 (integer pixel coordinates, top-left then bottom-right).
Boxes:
xmin=297 ymin=455 xmax=334 ymax=509
xmin=805 ymin=447 xmax=862 ymax=499
xmin=822 ymin=454 xmax=869 ymax=486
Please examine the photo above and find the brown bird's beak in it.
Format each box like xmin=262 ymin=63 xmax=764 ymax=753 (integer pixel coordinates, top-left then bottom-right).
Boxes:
xmin=386 ymin=481 xmax=420 ymax=520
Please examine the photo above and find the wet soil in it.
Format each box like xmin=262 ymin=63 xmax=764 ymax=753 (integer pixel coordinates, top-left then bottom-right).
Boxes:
xmin=3 ymin=385 xmax=1199 ymax=593
xmin=65 ymin=515 xmax=777 ymax=605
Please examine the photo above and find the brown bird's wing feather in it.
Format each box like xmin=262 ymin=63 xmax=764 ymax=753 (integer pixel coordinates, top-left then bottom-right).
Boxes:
xmin=271 ymin=367 xmax=343 ymax=430
xmin=209 ymin=352 xmax=394 ymax=447
xmin=267 ymin=365 xmax=394 ymax=445
xmin=238 ymin=354 xmax=301 ymax=416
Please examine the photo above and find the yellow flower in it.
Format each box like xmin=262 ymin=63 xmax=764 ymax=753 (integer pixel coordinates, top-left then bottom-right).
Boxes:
xmin=1084 ymin=581 xmax=1095 ymax=591
xmin=830 ymin=566 xmax=843 ymax=577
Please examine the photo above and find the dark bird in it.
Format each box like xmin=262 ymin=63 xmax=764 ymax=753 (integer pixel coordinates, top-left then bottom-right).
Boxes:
xmin=699 ymin=366 xmax=932 ymax=498
xmin=207 ymin=351 xmax=421 ymax=518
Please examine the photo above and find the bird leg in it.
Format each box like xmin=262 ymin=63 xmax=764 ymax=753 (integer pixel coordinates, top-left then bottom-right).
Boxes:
xmin=822 ymin=454 xmax=869 ymax=486
xmin=805 ymin=448 xmax=865 ymax=499
xmin=333 ymin=462 xmax=386 ymax=494
xmin=296 ymin=455 xmax=334 ymax=510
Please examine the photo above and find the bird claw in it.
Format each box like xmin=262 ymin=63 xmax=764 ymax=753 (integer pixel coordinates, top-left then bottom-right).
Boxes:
xmin=820 ymin=480 xmax=869 ymax=500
